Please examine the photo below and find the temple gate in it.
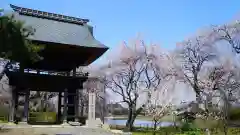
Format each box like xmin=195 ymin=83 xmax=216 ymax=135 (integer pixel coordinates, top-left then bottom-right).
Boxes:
xmin=4 ymin=4 xmax=108 ymax=125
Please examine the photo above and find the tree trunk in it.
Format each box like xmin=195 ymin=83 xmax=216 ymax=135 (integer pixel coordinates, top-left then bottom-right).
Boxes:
xmin=100 ymin=98 xmax=106 ymax=124
xmin=126 ymin=107 xmax=133 ymax=131
xmin=223 ymin=99 xmax=230 ymax=135
xmin=153 ymin=120 xmax=157 ymax=135
xmin=100 ymin=104 xmax=105 ymax=124
xmin=80 ymin=105 xmax=84 ymax=116
xmin=195 ymin=93 xmax=202 ymax=114
xmin=126 ymin=104 xmax=142 ymax=131
xmin=195 ymin=91 xmax=201 ymax=103
xmin=218 ymin=89 xmax=231 ymax=135
xmin=131 ymin=111 xmax=138 ymax=127
xmin=0 ymin=61 xmax=10 ymax=81
xmin=173 ymin=114 xmax=177 ymax=128
xmin=223 ymin=126 xmax=228 ymax=135
xmin=129 ymin=117 xmax=135 ymax=131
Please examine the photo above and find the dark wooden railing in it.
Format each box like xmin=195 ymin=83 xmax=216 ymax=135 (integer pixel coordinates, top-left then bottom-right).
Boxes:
xmin=6 ymin=66 xmax=88 ymax=77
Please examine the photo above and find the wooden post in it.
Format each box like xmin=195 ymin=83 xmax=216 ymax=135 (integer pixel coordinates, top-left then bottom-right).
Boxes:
xmin=22 ymin=89 xmax=30 ymax=122
xmin=9 ymin=89 xmax=16 ymax=123
xmin=63 ymin=89 xmax=68 ymax=123
xmin=75 ymin=89 xmax=79 ymax=122
xmin=57 ymin=92 xmax=62 ymax=123
xmin=19 ymin=62 xmax=24 ymax=73
xmin=67 ymin=91 xmax=75 ymax=121
xmin=73 ymin=68 xmax=79 ymax=122
xmin=15 ymin=91 xmax=19 ymax=122
xmin=73 ymin=68 xmax=76 ymax=76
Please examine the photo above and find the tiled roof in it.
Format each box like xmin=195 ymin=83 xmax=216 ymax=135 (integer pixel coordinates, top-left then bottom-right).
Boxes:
xmin=6 ymin=4 xmax=108 ymax=49
xmin=10 ymin=4 xmax=89 ymax=25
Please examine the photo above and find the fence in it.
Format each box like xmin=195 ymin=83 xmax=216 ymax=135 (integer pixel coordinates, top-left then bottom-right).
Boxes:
xmin=0 ymin=112 xmax=57 ymax=123
xmin=28 ymin=112 xmax=57 ymax=123
xmin=0 ymin=115 xmax=8 ymax=123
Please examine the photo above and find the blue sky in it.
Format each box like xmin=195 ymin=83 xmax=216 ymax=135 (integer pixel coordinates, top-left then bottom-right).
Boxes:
xmin=1 ymin=0 xmax=240 ymax=65
xmin=1 ymin=0 xmax=240 ymax=104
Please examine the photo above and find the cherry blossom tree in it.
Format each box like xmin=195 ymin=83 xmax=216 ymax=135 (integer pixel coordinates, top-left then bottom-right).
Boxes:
xmin=145 ymin=78 xmax=176 ymax=135
xmin=173 ymin=35 xmax=217 ymax=107
xmin=200 ymin=58 xmax=240 ymax=135
xmin=210 ymin=21 xmax=240 ymax=54
xmin=100 ymin=38 xmax=173 ymax=131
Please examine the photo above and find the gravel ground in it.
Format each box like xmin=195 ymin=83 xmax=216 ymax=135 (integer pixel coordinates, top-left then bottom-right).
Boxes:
xmin=0 ymin=126 xmax=118 ymax=135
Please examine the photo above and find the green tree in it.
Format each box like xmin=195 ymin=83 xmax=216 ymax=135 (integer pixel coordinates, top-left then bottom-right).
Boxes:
xmin=0 ymin=13 xmax=44 ymax=80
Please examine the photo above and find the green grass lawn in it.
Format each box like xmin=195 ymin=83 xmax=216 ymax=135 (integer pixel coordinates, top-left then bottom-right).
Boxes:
xmin=132 ymin=129 xmax=240 ymax=135
xmin=110 ymin=115 xmax=240 ymax=135
xmin=131 ymin=125 xmax=240 ymax=135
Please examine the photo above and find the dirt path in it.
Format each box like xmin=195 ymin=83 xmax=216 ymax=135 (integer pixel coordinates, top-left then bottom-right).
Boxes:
xmin=0 ymin=126 xmax=117 ymax=135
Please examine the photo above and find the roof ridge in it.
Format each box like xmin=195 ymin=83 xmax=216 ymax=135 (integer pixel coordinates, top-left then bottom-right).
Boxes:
xmin=10 ymin=4 xmax=89 ymax=25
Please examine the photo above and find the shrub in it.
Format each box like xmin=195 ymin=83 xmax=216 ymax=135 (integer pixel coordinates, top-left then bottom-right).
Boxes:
xmin=178 ymin=111 xmax=196 ymax=123
xmin=180 ymin=121 xmax=205 ymax=132
xmin=229 ymin=108 xmax=240 ymax=120
xmin=176 ymin=130 xmax=202 ymax=135
xmin=111 ymin=108 xmax=129 ymax=115
xmin=181 ymin=122 xmax=195 ymax=132
xmin=178 ymin=123 xmax=202 ymax=135
xmin=109 ymin=124 xmax=126 ymax=130
xmin=229 ymin=128 xmax=240 ymax=134
xmin=78 ymin=116 xmax=87 ymax=125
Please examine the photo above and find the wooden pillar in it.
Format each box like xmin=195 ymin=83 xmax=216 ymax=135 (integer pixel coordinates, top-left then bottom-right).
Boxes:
xmin=73 ymin=68 xmax=76 ymax=76
xmin=67 ymin=92 xmax=75 ymax=121
xmin=63 ymin=89 xmax=68 ymax=123
xmin=9 ymin=88 xmax=16 ymax=123
xmin=57 ymin=92 xmax=62 ymax=123
xmin=15 ymin=92 xmax=19 ymax=110
xmin=72 ymin=68 xmax=79 ymax=122
xmin=22 ymin=89 xmax=30 ymax=122
xmin=19 ymin=63 xmax=24 ymax=73
xmin=15 ymin=91 xmax=19 ymax=122
xmin=75 ymin=89 xmax=79 ymax=122
xmin=65 ymin=72 xmax=70 ymax=122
